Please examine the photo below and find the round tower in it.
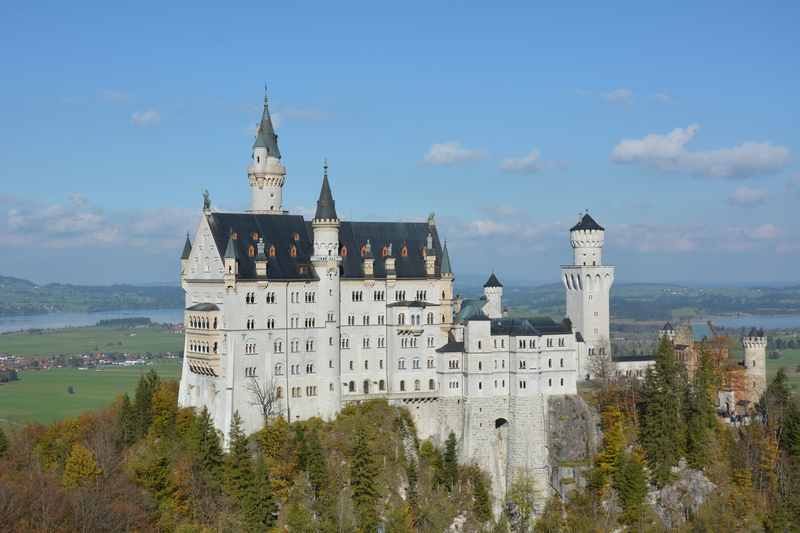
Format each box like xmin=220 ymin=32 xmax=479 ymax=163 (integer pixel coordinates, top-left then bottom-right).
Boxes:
xmin=561 ymin=212 xmax=615 ymax=378
xmin=742 ymin=328 xmax=767 ymax=403
xmin=659 ymin=322 xmax=676 ymax=343
xmin=248 ymin=90 xmax=286 ymax=213
xmin=482 ymin=272 xmax=503 ymax=319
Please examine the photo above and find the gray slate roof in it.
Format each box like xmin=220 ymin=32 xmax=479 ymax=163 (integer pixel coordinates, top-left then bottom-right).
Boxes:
xmin=186 ymin=303 xmax=219 ymax=311
xmin=180 ymin=234 xmax=192 ymax=259
xmin=205 ymin=213 xmax=446 ymax=281
xmin=484 ymin=272 xmax=503 ymax=288
xmin=314 ymin=173 xmax=338 ymax=220
xmin=253 ymin=95 xmax=281 ymax=158
xmin=570 ymin=213 xmax=604 ymax=232
xmin=490 ymin=317 xmax=572 ymax=336
xmin=441 ymin=241 xmax=452 ymax=274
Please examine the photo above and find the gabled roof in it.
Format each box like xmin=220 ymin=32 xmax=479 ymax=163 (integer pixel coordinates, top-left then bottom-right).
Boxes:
xmin=314 ymin=171 xmax=338 ymax=220
xmin=484 ymin=272 xmax=503 ymax=288
xmin=662 ymin=322 xmax=674 ymax=331
xmin=186 ymin=303 xmax=219 ymax=311
xmin=252 ymin=93 xmax=281 ymax=158
xmin=441 ymin=241 xmax=452 ymax=274
xmin=180 ymin=233 xmax=192 ymax=260
xmin=224 ymin=234 xmax=237 ymax=260
xmin=490 ymin=317 xmax=572 ymax=336
xmin=570 ymin=213 xmax=604 ymax=232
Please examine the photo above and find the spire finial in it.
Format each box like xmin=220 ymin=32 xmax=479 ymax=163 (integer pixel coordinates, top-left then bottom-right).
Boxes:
xmin=263 ymin=83 xmax=268 ymax=106
xmin=324 ymin=158 xmax=328 ymax=177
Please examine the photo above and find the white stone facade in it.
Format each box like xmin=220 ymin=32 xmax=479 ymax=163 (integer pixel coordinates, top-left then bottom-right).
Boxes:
xmin=178 ymin=91 xmax=598 ymax=507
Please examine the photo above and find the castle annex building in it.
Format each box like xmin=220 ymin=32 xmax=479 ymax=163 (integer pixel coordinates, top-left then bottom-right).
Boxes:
xmin=178 ymin=91 xmax=614 ymax=500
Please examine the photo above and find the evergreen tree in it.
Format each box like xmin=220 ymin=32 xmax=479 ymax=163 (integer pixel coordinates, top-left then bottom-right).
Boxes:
xmin=243 ymin=455 xmax=276 ymax=532
xmin=116 ymin=393 xmax=136 ymax=447
xmin=132 ymin=369 xmax=160 ymax=438
xmin=685 ymin=347 xmax=718 ymax=470
xmin=62 ymin=442 xmax=103 ymax=489
xmin=304 ymin=429 xmax=327 ymax=500
xmin=385 ymin=502 xmax=415 ymax=533
xmin=350 ymin=423 xmax=380 ymax=532
xmin=192 ymin=406 xmax=223 ymax=480
xmin=224 ymin=411 xmax=253 ymax=501
xmin=472 ymin=468 xmax=493 ymax=525
xmin=443 ymin=431 xmax=459 ymax=491
xmin=595 ymin=404 xmax=625 ymax=486
xmin=638 ymin=337 xmax=686 ymax=486
xmin=613 ymin=452 xmax=648 ymax=525
xmin=0 ymin=426 xmax=8 ymax=458
xmin=149 ymin=381 xmax=178 ymax=439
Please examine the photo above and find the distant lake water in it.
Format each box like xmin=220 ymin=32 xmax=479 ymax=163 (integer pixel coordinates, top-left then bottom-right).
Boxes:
xmin=691 ymin=314 xmax=800 ymax=338
xmin=0 ymin=308 xmax=184 ymax=334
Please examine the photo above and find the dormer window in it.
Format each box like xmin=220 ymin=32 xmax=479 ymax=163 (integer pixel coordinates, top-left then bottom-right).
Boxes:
xmin=360 ymin=245 xmax=367 ymax=257
xmin=248 ymin=245 xmax=255 ymax=257
xmin=401 ymin=244 xmax=408 ymax=257
xmin=269 ymin=245 xmax=276 ymax=257
xmin=251 ymin=232 xmax=259 ymax=240
xmin=381 ymin=246 xmax=389 ymax=257
xmin=290 ymin=245 xmax=297 ymax=257
xmin=292 ymin=232 xmax=300 ymax=241
xmin=341 ymin=246 xmax=348 ymax=257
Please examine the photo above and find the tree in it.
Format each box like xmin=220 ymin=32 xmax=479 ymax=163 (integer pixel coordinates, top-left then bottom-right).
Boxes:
xmin=595 ymin=404 xmax=625 ymax=486
xmin=191 ymin=406 xmax=223 ymax=481
xmin=304 ymin=429 xmax=328 ymax=500
xmin=507 ymin=470 xmax=536 ymax=533
xmin=0 ymin=426 xmax=8 ymax=458
xmin=149 ymin=381 xmax=178 ymax=439
xmin=613 ymin=451 xmax=648 ymax=526
xmin=62 ymin=442 xmax=103 ymax=489
xmin=443 ymin=431 xmax=459 ymax=491
xmin=247 ymin=376 xmax=281 ymax=426
xmin=638 ymin=337 xmax=686 ymax=486
xmin=243 ymin=455 xmax=275 ymax=532
xmin=471 ymin=467 xmax=493 ymax=525
xmin=116 ymin=393 xmax=137 ymax=446
xmin=685 ymin=347 xmax=718 ymax=470
xmin=224 ymin=411 xmax=253 ymax=501
xmin=350 ymin=423 xmax=380 ymax=532
xmin=133 ymin=369 xmax=160 ymax=438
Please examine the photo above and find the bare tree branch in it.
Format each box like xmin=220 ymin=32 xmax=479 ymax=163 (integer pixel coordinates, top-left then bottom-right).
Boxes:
xmin=247 ymin=377 xmax=281 ymax=426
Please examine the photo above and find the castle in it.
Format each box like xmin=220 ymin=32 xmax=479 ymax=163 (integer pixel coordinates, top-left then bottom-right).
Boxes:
xmin=177 ymin=91 xmax=614 ymax=501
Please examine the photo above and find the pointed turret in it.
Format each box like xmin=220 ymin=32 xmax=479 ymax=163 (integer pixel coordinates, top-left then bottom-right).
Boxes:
xmin=441 ymin=241 xmax=453 ymax=276
xmin=252 ymin=90 xmax=281 ymax=158
xmin=483 ymin=272 xmax=503 ymax=318
xmin=314 ymin=161 xmax=338 ymax=221
xmin=484 ymin=272 xmax=503 ymax=288
xmin=224 ymin=235 xmax=237 ymax=260
xmin=180 ymin=233 xmax=192 ymax=260
xmin=223 ymin=232 xmax=238 ymax=289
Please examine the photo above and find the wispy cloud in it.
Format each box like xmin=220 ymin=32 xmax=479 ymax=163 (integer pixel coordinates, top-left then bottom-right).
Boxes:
xmin=611 ymin=124 xmax=790 ymax=179
xmin=728 ymin=186 xmax=768 ymax=207
xmin=423 ymin=141 xmax=486 ymax=166
xmin=131 ymin=110 xmax=161 ymax=126
xmin=603 ymin=88 xmax=633 ymax=104
xmin=500 ymin=148 xmax=542 ymax=174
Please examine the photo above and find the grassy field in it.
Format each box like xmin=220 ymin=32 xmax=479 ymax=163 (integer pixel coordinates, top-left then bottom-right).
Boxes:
xmin=768 ymin=348 xmax=800 ymax=392
xmin=0 ymin=358 xmax=181 ymax=429
xmin=0 ymin=325 xmax=183 ymax=357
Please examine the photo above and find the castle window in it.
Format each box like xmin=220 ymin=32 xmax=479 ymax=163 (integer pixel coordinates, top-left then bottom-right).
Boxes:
xmin=274 ymin=340 xmax=283 ymax=353
xmin=364 ymin=360 xmax=369 ymax=369
xmin=478 ymin=341 xmax=482 ymax=350
xmin=340 ymin=246 xmax=348 ymax=257
xmin=379 ymin=359 xmax=384 ymax=369
xmin=401 ymin=244 xmax=408 ymax=257
xmin=275 ymin=363 xmax=283 ymax=375
xmin=478 ymin=361 xmax=482 ymax=370
xmin=560 ymin=358 xmax=564 ymax=368
xmin=414 ymin=379 xmax=421 ymax=391
xmin=248 ymin=245 xmax=255 ymax=257
xmin=413 ymin=358 xmax=420 ymax=369
xmin=349 ymin=360 xmax=354 ymax=370
xmin=548 ymin=379 xmax=552 ymax=387
xmin=251 ymin=232 xmax=259 ymax=240
xmin=306 ymin=363 xmax=314 ymax=374
xmin=429 ymin=379 xmax=435 ymax=391
xmin=290 ymin=245 xmax=297 ymax=257
xmin=379 ymin=379 xmax=386 ymax=391
xmin=292 ymin=232 xmax=300 ymax=241
xmin=266 ymin=318 xmax=275 ymax=329
xmin=478 ymin=381 xmax=483 ymax=390
xmin=276 ymin=386 xmax=283 ymax=399
xmin=560 ymin=378 xmax=564 ymax=387
xmin=427 ymin=312 xmax=434 ymax=325
xmin=398 ymin=313 xmax=405 ymax=325
xmin=400 ymin=380 xmax=406 ymax=392
xmin=269 ymin=245 xmax=276 ymax=257
xmin=363 ymin=380 xmax=370 ymax=394
xmin=348 ymin=381 xmax=355 ymax=393
xmin=382 ymin=246 xmax=389 ymax=257
xmin=548 ymin=359 xmax=552 ymax=368
xmin=398 ymin=358 xmax=406 ymax=370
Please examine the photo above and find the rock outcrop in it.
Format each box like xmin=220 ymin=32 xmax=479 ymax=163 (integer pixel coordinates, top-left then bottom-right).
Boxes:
xmin=547 ymin=395 xmax=600 ymax=496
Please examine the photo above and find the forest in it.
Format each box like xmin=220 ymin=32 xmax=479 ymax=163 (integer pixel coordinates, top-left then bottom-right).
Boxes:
xmin=1 ymin=339 xmax=799 ymax=532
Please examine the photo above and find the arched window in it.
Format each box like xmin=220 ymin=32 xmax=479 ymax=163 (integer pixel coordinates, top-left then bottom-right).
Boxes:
xmin=363 ymin=380 xmax=370 ymax=394
xmin=276 ymin=386 xmax=283 ymax=399
xmin=401 ymin=244 xmax=408 ymax=257
xmin=251 ymin=232 xmax=259 ymax=240
xmin=340 ymin=246 xmax=348 ymax=257
xmin=400 ymin=380 xmax=406 ymax=391
xmin=414 ymin=379 xmax=420 ymax=391
xmin=428 ymin=379 xmax=435 ymax=391
xmin=290 ymin=245 xmax=297 ymax=257
xmin=348 ymin=381 xmax=355 ymax=393
xmin=381 ymin=245 xmax=389 ymax=257
xmin=379 ymin=379 xmax=386 ymax=391
xmin=268 ymin=245 xmax=276 ymax=257
xmin=292 ymin=232 xmax=300 ymax=241
xmin=248 ymin=245 xmax=255 ymax=257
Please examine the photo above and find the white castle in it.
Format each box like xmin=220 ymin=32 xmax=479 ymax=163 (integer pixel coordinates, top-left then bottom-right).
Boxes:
xmin=178 ymin=91 xmax=614 ymax=500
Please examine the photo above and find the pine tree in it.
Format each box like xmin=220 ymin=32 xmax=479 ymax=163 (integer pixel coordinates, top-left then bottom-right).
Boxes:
xmin=243 ymin=455 xmax=276 ymax=532
xmin=595 ymin=404 xmax=625 ymax=486
xmin=350 ymin=423 xmax=380 ymax=532
xmin=0 ymin=426 xmax=8 ymax=458
xmin=443 ymin=431 xmax=459 ymax=491
xmin=471 ymin=468 xmax=493 ymax=525
xmin=304 ymin=429 xmax=327 ymax=500
xmin=638 ymin=337 xmax=686 ymax=486
xmin=192 ymin=406 xmax=223 ymax=481
xmin=132 ymin=369 xmax=160 ymax=438
xmin=613 ymin=451 xmax=648 ymax=526
xmin=148 ymin=381 xmax=178 ymax=439
xmin=385 ymin=502 xmax=415 ymax=533
xmin=116 ymin=393 xmax=136 ymax=446
xmin=224 ymin=411 xmax=253 ymax=501
xmin=62 ymin=442 xmax=103 ymax=489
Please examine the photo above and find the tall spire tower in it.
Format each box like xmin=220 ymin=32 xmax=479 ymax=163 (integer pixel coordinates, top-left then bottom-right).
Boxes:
xmin=248 ymin=88 xmax=286 ymax=213
xmin=561 ymin=212 xmax=615 ymax=377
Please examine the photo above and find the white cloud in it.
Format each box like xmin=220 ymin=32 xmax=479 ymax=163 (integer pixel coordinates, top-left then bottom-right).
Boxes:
xmin=98 ymin=89 xmax=129 ymax=104
xmin=751 ymin=224 xmax=779 ymax=240
xmin=654 ymin=92 xmax=672 ymax=103
xmin=604 ymin=88 xmax=633 ymax=104
xmin=423 ymin=141 xmax=485 ymax=166
xmin=728 ymin=186 xmax=768 ymax=206
xmin=500 ymin=148 xmax=542 ymax=174
xmin=611 ymin=124 xmax=790 ymax=179
xmin=131 ymin=110 xmax=161 ymax=126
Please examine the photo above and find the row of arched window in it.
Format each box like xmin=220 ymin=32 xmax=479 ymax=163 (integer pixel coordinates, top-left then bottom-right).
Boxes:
xmin=188 ymin=315 xmax=216 ymax=329
xmin=188 ymin=340 xmax=217 ymax=354
xmin=397 ymin=357 xmax=434 ymax=369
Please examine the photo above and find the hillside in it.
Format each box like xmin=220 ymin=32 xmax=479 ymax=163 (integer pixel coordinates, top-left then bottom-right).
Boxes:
xmin=0 ymin=275 xmax=183 ymax=317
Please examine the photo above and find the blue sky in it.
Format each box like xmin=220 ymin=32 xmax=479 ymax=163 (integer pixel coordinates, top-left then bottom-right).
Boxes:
xmin=1 ymin=1 xmax=798 ymax=285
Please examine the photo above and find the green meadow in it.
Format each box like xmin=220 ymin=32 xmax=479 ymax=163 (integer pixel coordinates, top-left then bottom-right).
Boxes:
xmin=0 ymin=358 xmax=181 ymax=429
xmin=0 ymin=325 xmax=183 ymax=357
xmin=769 ymin=348 xmax=800 ymax=391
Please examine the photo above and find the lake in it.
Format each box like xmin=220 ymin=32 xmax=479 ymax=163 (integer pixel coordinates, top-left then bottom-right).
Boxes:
xmin=0 ymin=308 xmax=184 ymax=333
xmin=697 ymin=314 xmax=800 ymax=331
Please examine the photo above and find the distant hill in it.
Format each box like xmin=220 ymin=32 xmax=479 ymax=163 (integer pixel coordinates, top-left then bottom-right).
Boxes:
xmin=456 ymin=281 xmax=800 ymax=321
xmin=0 ymin=275 xmax=183 ymax=317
